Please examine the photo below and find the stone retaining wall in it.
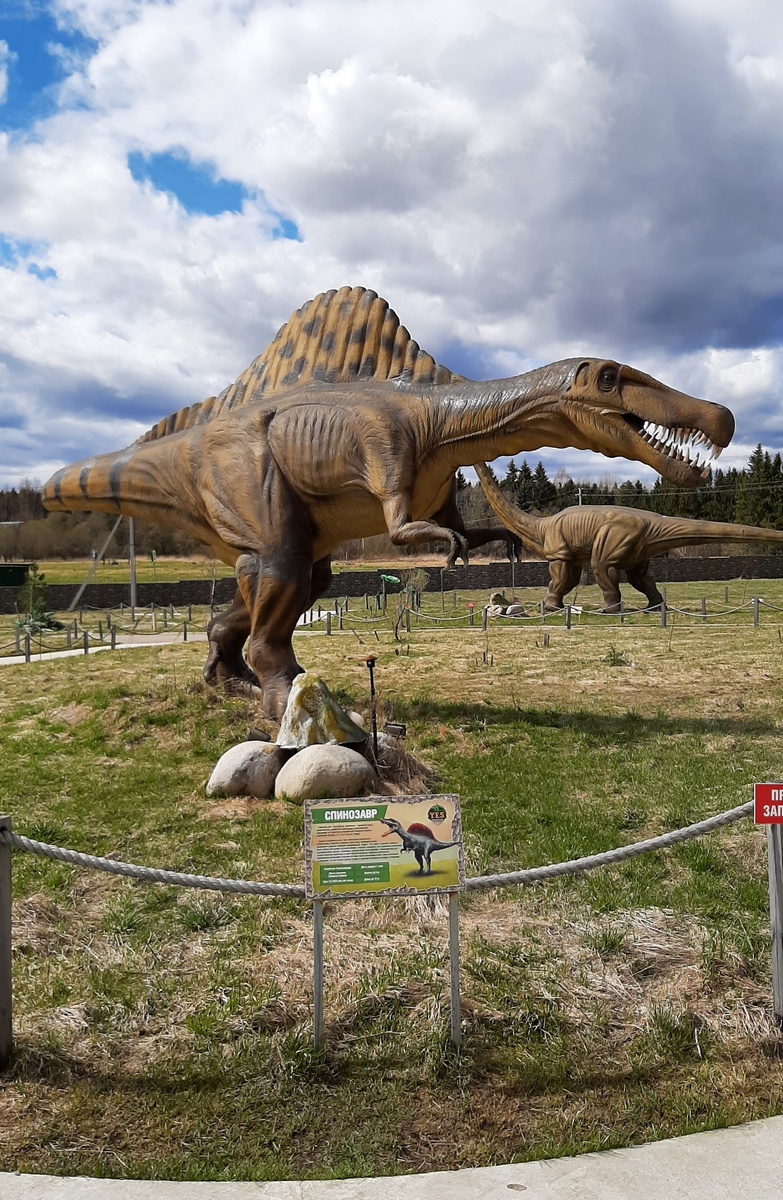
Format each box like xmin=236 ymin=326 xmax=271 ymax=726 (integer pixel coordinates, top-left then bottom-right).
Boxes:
xmin=1 ymin=553 xmax=782 ymax=613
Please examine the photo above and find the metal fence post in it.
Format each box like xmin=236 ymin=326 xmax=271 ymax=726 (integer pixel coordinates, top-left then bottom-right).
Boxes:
xmin=313 ymin=900 xmax=324 ymax=1049
xmin=24 ymin=635 xmax=31 ymax=663
xmin=767 ymin=824 xmax=783 ymax=1024
xmin=0 ymin=816 xmax=12 ymax=1068
xmin=661 ymin=599 xmax=667 ymax=628
xmin=110 ymin=626 xmax=117 ymax=650
xmin=183 ymin=622 xmax=188 ymax=642
xmin=753 ymin=598 xmax=760 ymax=628
xmin=326 ymin=612 xmax=332 ymax=636
xmin=566 ymin=605 xmax=572 ymax=630
xmin=83 ymin=630 xmax=89 ymax=655
xmin=482 ymin=606 xmax=488 ymax=632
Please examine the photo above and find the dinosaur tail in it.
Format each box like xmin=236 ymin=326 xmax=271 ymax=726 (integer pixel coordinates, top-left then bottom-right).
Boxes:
xmin=474 ymin=463 xmax=546 ymax=554
xmin=42 ymin=440 xmax=176 ymax=521
xmin=654 ymin=517 xmax=783 ymax=547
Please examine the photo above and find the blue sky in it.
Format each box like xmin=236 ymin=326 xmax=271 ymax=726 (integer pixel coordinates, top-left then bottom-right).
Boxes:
xmin=1 ymin=0 xmax=782 ymax=489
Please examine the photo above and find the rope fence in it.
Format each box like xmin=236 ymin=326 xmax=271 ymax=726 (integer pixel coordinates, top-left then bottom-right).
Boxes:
xmin=2 ymin=588 xmax=783 ymax=664
xmin=1 ymin=793 xmax=779 ymax=1061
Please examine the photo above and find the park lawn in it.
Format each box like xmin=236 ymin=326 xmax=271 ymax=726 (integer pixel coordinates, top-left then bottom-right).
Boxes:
xmin=0 ymin=596 xmax=782 ymax=1180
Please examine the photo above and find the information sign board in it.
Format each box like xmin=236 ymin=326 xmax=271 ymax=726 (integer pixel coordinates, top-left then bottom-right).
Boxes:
xmin=755 ymin=782 xmax=783 ymax=824
xmin=304 ymin=794 xmax=463 ymax=899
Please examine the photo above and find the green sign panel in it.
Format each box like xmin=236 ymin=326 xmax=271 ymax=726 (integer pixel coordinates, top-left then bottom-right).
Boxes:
xmin=304 ymin=794 xmax=463 ymax=899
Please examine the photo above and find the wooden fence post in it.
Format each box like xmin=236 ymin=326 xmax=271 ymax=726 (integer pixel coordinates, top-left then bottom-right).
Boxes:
xmin=0 ymin=815 xmax=12 ymax=1068
xmin=83 ymin=630 xmax=89 ymax=655
xmin=110 ymin=626 xmax=117 ymax=650
xmin=753 ymin=598 xmax=760 ymax=628
xmin=660 ymin=599 xmax=667 ymax=628
xmin=566 ymin=605 xmax=572 ymax=630
xmin=326 ymin=612 xmax=332 ymax=636
xmin=24 ymin=635 xmax=31 ymax=663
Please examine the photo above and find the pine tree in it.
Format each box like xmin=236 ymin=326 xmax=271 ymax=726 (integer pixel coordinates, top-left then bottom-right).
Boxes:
xmin=532 ymin=461 xmax=557 ymax=510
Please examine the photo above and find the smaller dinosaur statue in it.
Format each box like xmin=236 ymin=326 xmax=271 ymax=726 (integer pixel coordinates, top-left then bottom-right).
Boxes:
xmin=379 ymin=817 xmax=458 ymax=875
xmin=475 ymin=462 xmax=783 ymax=611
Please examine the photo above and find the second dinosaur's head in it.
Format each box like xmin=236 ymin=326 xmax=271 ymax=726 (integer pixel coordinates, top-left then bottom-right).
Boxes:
xmin=490 ymin=358 xmax=735 ymax=489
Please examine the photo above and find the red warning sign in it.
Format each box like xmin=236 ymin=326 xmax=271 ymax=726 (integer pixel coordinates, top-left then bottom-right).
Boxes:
xmin=754 ymin=782 xmax=783 ymax=824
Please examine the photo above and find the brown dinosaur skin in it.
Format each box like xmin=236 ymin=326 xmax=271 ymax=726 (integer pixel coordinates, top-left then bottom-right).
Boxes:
xmin=42 ymin=289 xmax=734 ymax=717
xmin=475 ymin=463 xmax=783 ymax=611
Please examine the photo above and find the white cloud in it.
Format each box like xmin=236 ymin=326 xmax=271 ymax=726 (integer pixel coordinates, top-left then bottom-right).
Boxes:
xmin=0 ymin=0 xmax=782 ymax=487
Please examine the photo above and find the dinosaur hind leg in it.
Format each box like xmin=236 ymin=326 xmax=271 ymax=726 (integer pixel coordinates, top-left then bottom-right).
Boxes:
xmin=625 ymin=563 xmax=664 ymax=610
xmin=545 ymin=560 xmax=582 ymax=610
xmin=204 ymin=589 xmax=257 ymax=688
xmin=235 ymin=547 xmax=313 ymax=721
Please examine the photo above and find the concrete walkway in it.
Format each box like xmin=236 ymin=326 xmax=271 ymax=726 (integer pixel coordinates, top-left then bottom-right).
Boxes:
xmin=2 ymin=1115 xmax=782 ymax=1198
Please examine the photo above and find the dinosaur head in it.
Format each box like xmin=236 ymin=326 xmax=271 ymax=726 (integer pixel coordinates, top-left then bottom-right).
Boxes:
xmin=525 ymin=359 xmax=735 ymax=488
xmin=379 ymin=818 xmax=404 ymax=837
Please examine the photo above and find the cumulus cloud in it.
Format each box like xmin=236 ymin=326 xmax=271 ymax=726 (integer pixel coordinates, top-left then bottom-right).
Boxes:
xmin=0 ymin=0 xmax=782 ymax=486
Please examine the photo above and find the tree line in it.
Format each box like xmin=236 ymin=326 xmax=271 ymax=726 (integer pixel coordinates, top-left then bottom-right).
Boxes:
xmin=459 ymin=444 xmax=783 ymax=529
xmin=0 ymin=445 xmax=781 ymax=563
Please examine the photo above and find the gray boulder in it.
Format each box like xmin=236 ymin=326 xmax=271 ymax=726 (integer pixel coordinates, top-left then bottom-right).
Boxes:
xmin=207 ymin=741 xmax=286 ymax=800
xmin=274 ymin=744 xmax=377 ymax=802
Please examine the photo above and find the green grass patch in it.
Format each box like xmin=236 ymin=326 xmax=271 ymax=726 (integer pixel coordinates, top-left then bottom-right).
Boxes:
xmin=1 ymin=584 xmax=783 ymax=1179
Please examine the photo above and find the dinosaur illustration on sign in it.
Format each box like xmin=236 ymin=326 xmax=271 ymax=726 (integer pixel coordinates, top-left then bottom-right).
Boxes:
xmin=42 ymin=286 xmax=734 ymax=716
xmin=474 ymin=463 xmax=783 ymax=611
xmin=379 ymin=817 xmax=459 ymax=875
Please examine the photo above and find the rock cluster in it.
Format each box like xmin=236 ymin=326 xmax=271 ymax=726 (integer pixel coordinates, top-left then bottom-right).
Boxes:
xmin=206 ymin=671 xmax=378 ymax=803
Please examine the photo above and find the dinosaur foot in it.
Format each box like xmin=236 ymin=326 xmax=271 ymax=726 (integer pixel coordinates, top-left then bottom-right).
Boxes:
xmin=203 ymin=642 xmax=260 ymax=690
xmin=445 ymin=532 xmax=470 ymax=570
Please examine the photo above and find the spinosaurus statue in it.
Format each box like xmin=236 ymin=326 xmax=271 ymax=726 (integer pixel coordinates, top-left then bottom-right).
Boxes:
xmin=379 ymin=817 xmax=458 ymax=875
xmin=475 ymin=463 xmax=783 ymax=611
xmin=42 ymin=286 xmax=734 ymax=717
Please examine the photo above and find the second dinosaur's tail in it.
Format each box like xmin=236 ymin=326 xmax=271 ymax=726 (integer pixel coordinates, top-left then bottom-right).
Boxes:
xmin=652 ymin=516 xmax=783 ymax=547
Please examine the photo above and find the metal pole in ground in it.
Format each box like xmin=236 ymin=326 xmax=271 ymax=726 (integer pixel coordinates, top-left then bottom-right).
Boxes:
xmin=83 ymin=630 xmax=89 ymax=655
xmin=24 ymin=635 xmax=31 ymax=663
xmin=365 ymin=656 xmax=379 ymax=758
xmin=753 ymin=598 xmax=760 ymax=628
xmin=0 ymin=816 xmax=12 ymax=1068
xmin=313 ymin=900 xmax=325 ymax=1049
xmin=128 ymin=517 xmax=137 ymax=620
xmin=448 ymin=892 xmax=461 ymax=1048
xmin=767 ymin=824 xmax=783 ymax=1024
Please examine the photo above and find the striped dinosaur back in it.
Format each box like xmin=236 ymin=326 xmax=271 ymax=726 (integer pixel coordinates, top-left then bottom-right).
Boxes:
xmin=137 ymin=285 xmax=463 ymax=443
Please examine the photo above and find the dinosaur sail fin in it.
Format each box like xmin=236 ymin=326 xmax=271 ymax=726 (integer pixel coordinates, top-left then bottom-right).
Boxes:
xmin=137 ymin=286 xmax=464 ymax=444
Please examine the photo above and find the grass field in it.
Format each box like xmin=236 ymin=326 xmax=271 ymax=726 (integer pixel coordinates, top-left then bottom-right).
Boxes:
xmin=1 ymin=577 xmax=783 ymax=1181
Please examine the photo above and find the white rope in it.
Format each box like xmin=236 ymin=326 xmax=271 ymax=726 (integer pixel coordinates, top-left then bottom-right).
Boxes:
xmin=1 ymin=831 xmax=305 ymax=897
xmin=464 ymin=800 xmax=754 ymax=890
xmin=1 ymin=800 xmax=754 ymax=896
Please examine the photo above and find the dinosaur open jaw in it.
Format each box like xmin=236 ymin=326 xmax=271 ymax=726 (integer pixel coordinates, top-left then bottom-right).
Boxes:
xmin=619 ymin=413 xmax=724 ymax=481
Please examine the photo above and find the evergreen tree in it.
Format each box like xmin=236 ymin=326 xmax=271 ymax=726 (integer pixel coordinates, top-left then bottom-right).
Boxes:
xmin=532 ymin=461 xmax=557 ymax=510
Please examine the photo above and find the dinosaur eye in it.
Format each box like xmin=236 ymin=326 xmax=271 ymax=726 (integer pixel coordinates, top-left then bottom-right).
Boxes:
xmin=598 ymin=367 xmax=618 ymax=392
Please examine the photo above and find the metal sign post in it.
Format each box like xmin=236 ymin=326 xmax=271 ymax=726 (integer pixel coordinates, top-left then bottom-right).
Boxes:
xmin=448 ymin=892 xmax=461 ymax=1047
xmin=312 ymin=899 xmax=325 ymax=1050
xmin=754 ymin=782 xmax=783 ymax=1024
